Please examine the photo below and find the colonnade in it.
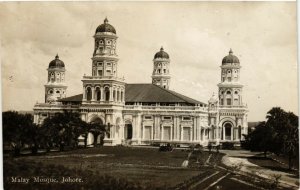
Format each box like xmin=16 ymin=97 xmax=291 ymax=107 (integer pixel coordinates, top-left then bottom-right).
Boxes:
xmin=82 ymin=85 xmax=124 ymax=103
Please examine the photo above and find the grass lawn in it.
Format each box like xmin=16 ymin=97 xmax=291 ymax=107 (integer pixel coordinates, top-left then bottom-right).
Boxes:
xmin=11 ymin=146 xmax=210 ymax=188
xmin=247 ymin=155 xmax=298 ymax=176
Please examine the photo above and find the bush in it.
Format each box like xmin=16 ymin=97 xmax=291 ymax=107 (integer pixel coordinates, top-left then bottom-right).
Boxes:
xmin=221 ymin=142 xmax=235 ymax=150
xmin=159 ymin=144 xmax=173 ymax=152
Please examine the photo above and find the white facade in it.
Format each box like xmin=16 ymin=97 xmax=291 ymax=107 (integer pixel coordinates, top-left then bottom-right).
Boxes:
xmin=33 ymin=18 xmax=248 ymax=147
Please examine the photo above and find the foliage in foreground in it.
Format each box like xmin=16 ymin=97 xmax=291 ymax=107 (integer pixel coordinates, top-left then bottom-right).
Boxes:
xmin=4 ymin=159 xmax=166 ymax=190
xmin=3 ymin=110 xmax=107 ymax=156
xmin=243 ymin=107 xmax=299 ymax=169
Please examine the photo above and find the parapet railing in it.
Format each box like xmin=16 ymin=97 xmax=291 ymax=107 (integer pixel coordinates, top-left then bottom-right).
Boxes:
xmin=124 ymin=105 xmax=207 ymax=111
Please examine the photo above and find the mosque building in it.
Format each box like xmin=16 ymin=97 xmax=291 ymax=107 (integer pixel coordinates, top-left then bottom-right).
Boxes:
xmin=33 ymin=18 xmax=248 ymax=146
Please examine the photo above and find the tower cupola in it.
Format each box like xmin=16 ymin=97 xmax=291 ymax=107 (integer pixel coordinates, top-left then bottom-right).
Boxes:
xmin=152 ymin=47 xmax=171 ymax=89
xmin=154 ymin=47 xmax=169 ymax=59
xmin=45 ymin=54 xmax=67 ymax=103
xmin=222 ymin=49 xmax=240 ymax=65
xmin=95 ymin=17 xmax=116 ymax=34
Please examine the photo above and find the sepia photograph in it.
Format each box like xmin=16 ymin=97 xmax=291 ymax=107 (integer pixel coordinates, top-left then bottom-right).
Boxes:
xmin=0 ymin=1 xmax=298 ymax=190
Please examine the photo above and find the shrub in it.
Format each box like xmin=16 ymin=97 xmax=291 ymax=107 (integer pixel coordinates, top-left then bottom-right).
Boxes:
xmin=221 ymin=142 xmax=235 ymax=150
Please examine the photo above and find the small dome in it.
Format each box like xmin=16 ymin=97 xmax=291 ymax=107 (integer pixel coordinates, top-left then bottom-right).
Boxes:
xmin=49 ymin=54 xmax=65 ymax=68
xmin=209 ymin=93 xmax=218 ymax=103
xmin=222 ymin=49 xmax=239 ymax=65
xmin=154 ymin=47 xmax=169 ymax=59
xmin=95 ymin=17 xmax=116 ymax=34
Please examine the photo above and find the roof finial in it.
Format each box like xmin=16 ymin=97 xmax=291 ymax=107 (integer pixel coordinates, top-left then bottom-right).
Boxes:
xmin=160 ymin=46 xmax=164 ymax=51
xmin=55 ymin=54 xmax=59 ymax=59
xmin=229 ymin=48 xmax=233 ymax=54
xmin=104 ymin=17 xmax=108 ymax=24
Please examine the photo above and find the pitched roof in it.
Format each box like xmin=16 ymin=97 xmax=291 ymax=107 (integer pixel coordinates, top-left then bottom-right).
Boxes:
xmin=59 ymin=83 xmax=206 ymax=105
xmin=125 ymin=84 xmax=204 ymax=104
xmin=60 ymin=94 xmax=83 ymax=102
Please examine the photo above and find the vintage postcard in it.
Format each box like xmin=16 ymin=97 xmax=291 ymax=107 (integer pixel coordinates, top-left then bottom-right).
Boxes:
xmin=1 ymin=2 xmax=298 ymax=190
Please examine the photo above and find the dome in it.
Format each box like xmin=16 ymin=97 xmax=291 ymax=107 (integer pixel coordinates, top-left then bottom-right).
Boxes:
xmin=154 ymin=47 xmax=169 ymax=59
xmin=222 ymin=49 xmax=240 ymax=65
xmin=209 ymin=93 xmax=218 ymax=103
xmin=95 ymin=18 xmax=116 ymax=34
xmin=49 ymin=54 xmax=65 ymax=68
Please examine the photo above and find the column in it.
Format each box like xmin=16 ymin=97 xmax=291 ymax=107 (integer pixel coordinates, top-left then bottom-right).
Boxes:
xmin=100 ymin=87 xmax=104 ymax=101
xmin=134 ymin=114 xmax=141 ymax=142
xmin=173 ymin=116 xmax=177 ymax=140
xmin=231 ymin=127 xmax=234 ymax=141
xmin=91 ymin=86 xmax=95 ymax=101
xmin=142 ymin=125 xmax=144 ymax=139
xmin=180 ymin=126 xmax=183 ymax=141
xmin=190 ymin=127 xmax=192 ymax=141
xmin=82 ymin=86 xmax=87 ymax=101
xmin=193 ymin=117 xmax=197 ymax=141
xmin=109 ymin=87 xmax=113 ymax=101
xmin=161 ymin=126 xmax=164 ymax=140
xmin=151 ymin=125 xmax=154 ymax=140
xmin=170 ymin=125 xmax=173 ymax=140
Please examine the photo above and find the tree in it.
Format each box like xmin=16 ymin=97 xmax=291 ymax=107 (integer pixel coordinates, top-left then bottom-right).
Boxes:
xmin=41 ymin=110 xmax=87 ymax=151
xmin=244 ymin=107 xmax=299 ymax=170
xmin=244 ymin=121 xmax=274 ymax=157
xmin=3 ymin=111 xmax=35 ymax=156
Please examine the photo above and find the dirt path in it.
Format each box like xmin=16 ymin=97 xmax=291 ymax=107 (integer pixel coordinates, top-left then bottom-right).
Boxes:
xmin=220 ymin=150 xmax=299 ymax=189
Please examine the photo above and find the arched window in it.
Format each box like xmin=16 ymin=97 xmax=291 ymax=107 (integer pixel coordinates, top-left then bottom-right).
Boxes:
xmin=226 ymin=98 xmax=231 ymax=105
xmin=113 ymin=90 xmax=116 ymax=101
xmin=95 ymin=87 xmax=101 ymax=101
xmin=86 ymin=87 xmax=92 ymax=101
xmin=121 ymin=91 xmax=124 ymax=102
xmin=104 ymin=87 xmax=110 ymax=101
xmin=226 ymin=91 xmax=231 ymax=95
xmin=117 ymin=91 xmax=120 ymax=101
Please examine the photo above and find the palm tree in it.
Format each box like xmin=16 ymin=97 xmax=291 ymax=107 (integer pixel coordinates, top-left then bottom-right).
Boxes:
xmin=41 ymin=110 xmax=87 ymax=151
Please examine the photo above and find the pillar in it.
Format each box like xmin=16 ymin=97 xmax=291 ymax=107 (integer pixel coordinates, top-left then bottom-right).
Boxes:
xmin=82 ymin=86 xmax=87 ymax=101
xmin=100 ymin=87 xmax=104 ymax=101
xmin=91 ymin=86 xmax=95 ymax=101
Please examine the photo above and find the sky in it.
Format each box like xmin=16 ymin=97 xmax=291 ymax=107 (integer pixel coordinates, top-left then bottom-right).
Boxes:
xmin=0 ymin=2 xmax=297 ymax=121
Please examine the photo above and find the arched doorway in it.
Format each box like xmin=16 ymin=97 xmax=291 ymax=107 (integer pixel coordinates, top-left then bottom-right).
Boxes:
xmin=224 ymin=123 xmax=232 ymax=140
xmin=87 ymin=116 xmax=104 ymax=147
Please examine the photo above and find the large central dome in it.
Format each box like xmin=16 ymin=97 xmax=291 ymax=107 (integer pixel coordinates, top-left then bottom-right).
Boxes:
xmin=95 ymin=18 xmax=116 ymax=34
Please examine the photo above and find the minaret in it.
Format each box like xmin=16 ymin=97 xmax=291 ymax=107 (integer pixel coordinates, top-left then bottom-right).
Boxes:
xmin=218 ymin=49 xmax=243 ymax=106
xmin=216 ymin=49 xmax=248 ymax=142
xmin=152 ymin=47 xmax=171 ymax=89
xmin=82 ymin=17 xmax=125 ymax=105
xmin=44 ymin=54 xmax=67 ymax=103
